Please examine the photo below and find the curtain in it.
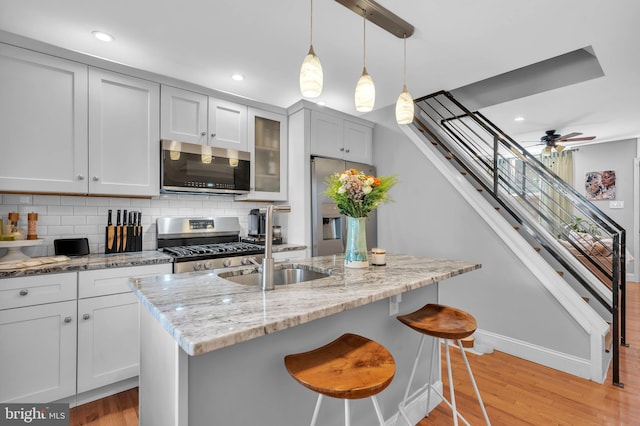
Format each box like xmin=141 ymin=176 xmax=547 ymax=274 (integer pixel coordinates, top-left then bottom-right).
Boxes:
xmin=542 ymin=150 xmax=574 ymax=236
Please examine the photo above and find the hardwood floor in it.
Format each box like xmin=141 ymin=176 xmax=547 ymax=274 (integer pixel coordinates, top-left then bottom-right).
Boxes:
xmin=71 ymin=283 xmax=640 ymax=425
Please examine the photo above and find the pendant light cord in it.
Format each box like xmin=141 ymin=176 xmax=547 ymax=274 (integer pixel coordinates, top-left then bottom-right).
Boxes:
xmin=403 ymin=34 xmax=407 ymax=87
xmin=310 ymin=0 xmax=313 ymax=46
xmin=362 ymin=8 xmax=367 ymax=68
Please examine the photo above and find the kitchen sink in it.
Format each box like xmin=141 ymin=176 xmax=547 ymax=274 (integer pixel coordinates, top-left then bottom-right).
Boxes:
xmin=219 ymin=266 xmax=330 ymax=286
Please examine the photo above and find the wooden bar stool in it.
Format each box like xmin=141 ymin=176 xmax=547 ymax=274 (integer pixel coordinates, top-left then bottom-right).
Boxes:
xmin=396 ymin=304 xmax=490 ymax=426
xmin=284 ymin=333 xmax=396 ymax=426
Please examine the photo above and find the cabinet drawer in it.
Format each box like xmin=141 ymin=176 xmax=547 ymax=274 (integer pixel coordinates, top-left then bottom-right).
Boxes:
xmin=78 ymin=264 xmax=172 ymax=298
xmin=0 ymin=273 xmax=77 ymax=310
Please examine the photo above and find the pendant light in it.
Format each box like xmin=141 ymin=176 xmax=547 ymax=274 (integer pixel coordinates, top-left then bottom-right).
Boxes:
xmin=395 ymin=34 xmax=414 ymax=124
xmin=355 ymin=9 xmax=375 ymax=112
xmin=299 ymin=0 xmax=323 ymax=98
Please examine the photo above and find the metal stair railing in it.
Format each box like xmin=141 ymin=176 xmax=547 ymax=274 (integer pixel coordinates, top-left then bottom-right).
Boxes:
xmin=412 ymin=90 xmax=627 ymax=387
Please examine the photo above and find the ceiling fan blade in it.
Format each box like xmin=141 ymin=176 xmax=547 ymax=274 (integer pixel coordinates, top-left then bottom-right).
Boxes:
xmin=557 ymin=132 xmax=582 ymax=141
xmin=562 ymin=136 xmax=596 ymax=142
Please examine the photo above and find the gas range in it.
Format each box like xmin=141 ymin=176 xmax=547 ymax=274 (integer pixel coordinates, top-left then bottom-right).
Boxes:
xmin=157 ymin=216 xmax=265 ymax=273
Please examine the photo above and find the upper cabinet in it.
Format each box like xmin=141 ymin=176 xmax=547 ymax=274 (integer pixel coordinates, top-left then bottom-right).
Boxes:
xmin=0 ymin=44 xmax=89 ymax=194
xmin=161 ymin=85 xmax=248 ymax=151
xmin=0 ymin=44 xmax=159 ymax=197
xmin=310 ymin=110 xmax=373 ymax=164
xmin=88 ymin=69 xmax=160 ymax=196
xmin=236 ymin=108 xmax=288 ymax=201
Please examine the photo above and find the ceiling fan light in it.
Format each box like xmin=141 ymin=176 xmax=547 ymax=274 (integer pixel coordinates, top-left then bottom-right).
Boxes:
xmin=355 ymin=68 xmax=375 ymax=112
xmin=555 ymin=144 xmax=566 ymax=152
xmin=542 ymin=145 xmax=552 ymax=155
xmin=395 ymin=86 xmax=414 ymax=124
xmin=300 ymin=45 xmax=323 ymax=98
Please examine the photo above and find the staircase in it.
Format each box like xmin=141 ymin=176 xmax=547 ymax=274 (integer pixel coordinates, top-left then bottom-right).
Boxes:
xmin=402 ymin=90 xmax=627 ymax=387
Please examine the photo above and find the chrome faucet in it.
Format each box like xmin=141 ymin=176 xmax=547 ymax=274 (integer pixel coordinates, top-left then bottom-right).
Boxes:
xmin=260 ymin=204 xmax=291 ymax=290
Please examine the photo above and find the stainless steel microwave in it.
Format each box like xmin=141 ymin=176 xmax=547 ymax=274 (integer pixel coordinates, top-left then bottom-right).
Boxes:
xmin=160 ymin=140 xmax=251 ymax=195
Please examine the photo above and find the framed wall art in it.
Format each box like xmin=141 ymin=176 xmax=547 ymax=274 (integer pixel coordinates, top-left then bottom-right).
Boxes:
xmin=585 ymin=170 xmax=616 ymax=200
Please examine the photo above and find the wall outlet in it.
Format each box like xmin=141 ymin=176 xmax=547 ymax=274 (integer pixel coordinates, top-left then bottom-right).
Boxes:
xmin=609 ymin=201 xmax=624 ymax=209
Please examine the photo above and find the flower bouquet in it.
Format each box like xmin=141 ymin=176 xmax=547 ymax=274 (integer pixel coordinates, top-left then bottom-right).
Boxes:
xmin=324 ymin=169 xmax=397 ymax=267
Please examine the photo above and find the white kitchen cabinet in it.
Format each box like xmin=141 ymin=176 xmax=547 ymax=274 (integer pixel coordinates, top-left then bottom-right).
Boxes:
xmin=236 ymin=108 xmax=288 ymax=201
xmin=208 ymin=98 xmax=248 ymax=151
xmin=161 ymin=85 xmax=248 ymax=150
xmin=89 ymin=68 xmax=160 ymax=196
xmin=0 ymin=43 xmax=88 ymax=194
xmin=310 ymin=110 xmax=373 ymax=164
xmin=77 ymin=292 xmax=140 ymax=393
xmin=76 ymin=264 xmax=171 ymax=395
xmin=160 ymin=85 xmax=208 ymax=144
xmin=0 ymin=273 xmax=77 ymax=403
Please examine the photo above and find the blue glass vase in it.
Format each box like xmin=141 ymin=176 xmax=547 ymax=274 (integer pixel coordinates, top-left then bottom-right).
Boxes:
xmin=344 ymin=216 xmax=369 ymax=268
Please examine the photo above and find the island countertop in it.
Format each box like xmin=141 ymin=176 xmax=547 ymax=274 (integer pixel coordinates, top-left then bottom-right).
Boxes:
xmin=130 ymin=254 xmax=481 ymax=356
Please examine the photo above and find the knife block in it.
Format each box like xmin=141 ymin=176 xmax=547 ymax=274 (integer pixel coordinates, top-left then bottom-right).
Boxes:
xmin=105 ymin=225 xmax=143 ymax=254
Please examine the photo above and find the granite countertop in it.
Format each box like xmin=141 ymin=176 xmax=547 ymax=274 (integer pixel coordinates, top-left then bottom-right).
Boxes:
xmin=130 ymin=254 xmax=481 ymax=356
xmin=0 ymin=251 xmax=173 ymax=279
xmin=0 ymin=244 xmax=306 ymax=279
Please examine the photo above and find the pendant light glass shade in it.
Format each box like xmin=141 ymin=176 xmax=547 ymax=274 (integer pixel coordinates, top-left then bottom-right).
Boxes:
xmin=395 ymin=85 xmax=414 ymax=124
xmin=355 ymin=10 xmax=375 ymax=112
xmin=396 ymin=35 xmax=414 ymax=124
xmin=300 ymin=45 xmax=323 ymax=98
xmin=300 ymin=0 xmax=322 ymax=98
xmin=355 ymin=68 xmax=375 ymax=112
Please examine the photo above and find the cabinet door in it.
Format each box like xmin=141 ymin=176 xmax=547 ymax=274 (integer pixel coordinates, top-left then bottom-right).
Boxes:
xmin=77 ymin=292 xmax=140 ymax=393
xmin=343 ymin=120 xmax=373 ymax=164
xmin=310 ymin=110 xmax=343 ymax=158
xmin=88 ymin=68 xmax=160 ymax=196
xmin=208 ymin=98 xmax=248 ymax=151
xmin=0 ymin=301 xmax=77 ymax=403
xmin=160 ymin=85 xmax=208 ymax=145
xmin=238 ymin=108 xmax=288 ymax=201
xmin=0 ymin=44 xmax=88 ymax=193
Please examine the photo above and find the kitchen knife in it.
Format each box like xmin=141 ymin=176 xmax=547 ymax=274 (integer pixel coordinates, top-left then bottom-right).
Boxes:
xmin=116 ymin=210 xmax=121 ymax=252
xmin=122 ymin=210 xmax=128 ymax=252
xmin=106 ymin=209 xmax=114 ymax=252
xmin=137 ymin=211 xmax=142 ymax=251
xmin=128 ymin=211 xmax=134 ymax=252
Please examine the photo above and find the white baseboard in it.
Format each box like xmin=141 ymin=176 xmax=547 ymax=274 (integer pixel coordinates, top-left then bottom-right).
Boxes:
xmin=58 ymin=376 xmax=139 ymax=408
xmin=385 ymin=382 xmax=443 ymax=426
xmin=474 ymin=329 xmax=594 ymax=380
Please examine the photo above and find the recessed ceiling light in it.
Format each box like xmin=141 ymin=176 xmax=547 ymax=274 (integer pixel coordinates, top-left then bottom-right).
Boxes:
xmin=514 ymin=116 xmax=525 ymax=122
xmin=231 ymin=73 xmax=244 ymax=81
xmin=92 ymin=31 xmax=114 ymax=42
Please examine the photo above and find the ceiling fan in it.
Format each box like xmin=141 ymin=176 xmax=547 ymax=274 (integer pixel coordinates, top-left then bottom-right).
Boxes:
xmin=539 ymin=129 xmax=596 ymax=154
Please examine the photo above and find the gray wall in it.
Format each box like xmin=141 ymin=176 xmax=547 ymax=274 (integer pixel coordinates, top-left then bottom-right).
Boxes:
xmin=368 ymin=105 xmax=589 ymax=358
xmin=571 ymin=138 xmax=636 ymax=274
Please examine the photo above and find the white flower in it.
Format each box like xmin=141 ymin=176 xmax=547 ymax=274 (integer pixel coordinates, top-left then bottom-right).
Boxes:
xmin=363 ymin=185 xmax=372 ymax=195
xmin=338 ymin=186 xmax=346 ymax=194
xmin=366 ymin=177 xmax=374 ymax=185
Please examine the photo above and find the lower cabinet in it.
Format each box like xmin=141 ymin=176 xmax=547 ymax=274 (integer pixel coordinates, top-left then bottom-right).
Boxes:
xmin=0 ymin=300 xmax=77 ymax=403
xmin=77 ymin=292 xmax=140 ymax=393
xmin=0 ymin=263 xmax=171 ymax=404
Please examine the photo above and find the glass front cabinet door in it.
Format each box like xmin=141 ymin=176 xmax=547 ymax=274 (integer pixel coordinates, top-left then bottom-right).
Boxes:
xmin=237 ymin=108 xmax=288 ymax=201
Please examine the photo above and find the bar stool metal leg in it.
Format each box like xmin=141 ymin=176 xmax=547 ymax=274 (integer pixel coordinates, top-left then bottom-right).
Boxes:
xmin=310 ymin=394 xmax=323 ymax=426
xmin=456 ymin=339 xmax=491 ymax=426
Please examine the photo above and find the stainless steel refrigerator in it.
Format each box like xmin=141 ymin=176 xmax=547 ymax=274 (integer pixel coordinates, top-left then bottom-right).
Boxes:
xmin=311 ymin=156 xmax=377 ymax=256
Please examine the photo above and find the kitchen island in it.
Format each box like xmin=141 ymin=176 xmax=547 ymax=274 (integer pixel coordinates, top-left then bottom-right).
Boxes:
xmin=130 ymin=254 xmax=481 ymax=426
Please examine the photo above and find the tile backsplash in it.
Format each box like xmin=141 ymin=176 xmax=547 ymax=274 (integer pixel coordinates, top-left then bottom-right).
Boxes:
xmin=0 ymin=193 xmax=274 ymax=257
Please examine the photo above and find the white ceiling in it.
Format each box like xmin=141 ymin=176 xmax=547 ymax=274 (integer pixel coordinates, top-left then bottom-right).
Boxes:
xmin=1 ymin=0 xmax=639 ymax=151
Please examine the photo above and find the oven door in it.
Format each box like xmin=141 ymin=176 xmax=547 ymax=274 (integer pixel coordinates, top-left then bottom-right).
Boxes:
xmin=161 ymin=140 xmax=250 ymax=194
